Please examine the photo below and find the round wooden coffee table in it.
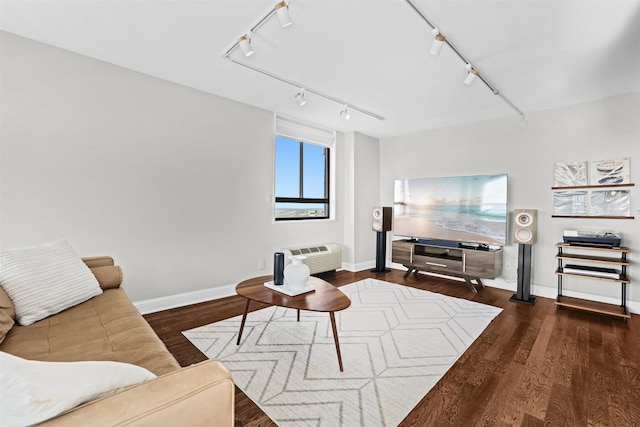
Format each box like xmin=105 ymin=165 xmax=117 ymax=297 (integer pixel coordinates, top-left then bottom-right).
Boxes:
xmin=235 ymin=275 xmax=351 ymax=371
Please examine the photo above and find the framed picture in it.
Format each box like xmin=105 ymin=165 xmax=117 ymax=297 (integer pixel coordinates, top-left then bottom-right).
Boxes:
xmin=590 ymin=190 xmax=631 ymax=216
xmin=589 ymin=158 xmax=630 ymax=186
xmin=553 ymin=161 xmax=588 ymax=187
xmin=553 ymin=191 xmax=588 ymax=216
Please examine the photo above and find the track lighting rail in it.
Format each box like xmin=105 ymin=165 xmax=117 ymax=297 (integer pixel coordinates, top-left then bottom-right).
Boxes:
xmin=404 ymin=0 xmax=524 ymax=118
xmin=222 ymin=1 xmax=386 ymax=121
xmin=226 ymin=58 xmax=386 ymax=121
xmin=223 ymin=0 xmax=522 ymax=123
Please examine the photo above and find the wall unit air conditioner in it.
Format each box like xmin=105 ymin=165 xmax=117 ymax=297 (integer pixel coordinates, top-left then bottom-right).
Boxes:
xmin=282 ymin=243 xmax=341 ymax=275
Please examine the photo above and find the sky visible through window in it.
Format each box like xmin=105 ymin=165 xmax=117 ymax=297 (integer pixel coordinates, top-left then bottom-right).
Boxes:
xmin=275 ymin=135 xmax=327 ymax=218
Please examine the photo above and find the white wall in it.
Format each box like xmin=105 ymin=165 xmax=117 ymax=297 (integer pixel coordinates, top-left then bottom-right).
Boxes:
xmin=341 ymin=132 xmax=380 ymax=271
xmin=353 ymin=132 xmax=381 ymax=267
xmin=341 ymin=133 xmax=356 ymax=268
xmin=0 ymin=32 xmax=347 ymax=302
xmin=381 ymin=93 xmax=640 ymax=311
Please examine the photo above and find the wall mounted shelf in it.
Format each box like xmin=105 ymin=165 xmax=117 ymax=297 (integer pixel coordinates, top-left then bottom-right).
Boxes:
xmin=551 ymin=183 xmax=635 ymax=190
xmin=551 ymin=215 xmax=635 ymax=219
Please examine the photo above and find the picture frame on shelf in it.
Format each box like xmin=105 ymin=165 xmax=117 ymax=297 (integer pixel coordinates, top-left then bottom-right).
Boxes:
xmin=553 ymin=190 xmax=587 ymax=216
xmin=589 ymin=190 xmax=631 ymax=217
xmin=589 ymin=158 xmax=630 ymax=186
xmin=553 ymin=161 xmax=588 ymax=187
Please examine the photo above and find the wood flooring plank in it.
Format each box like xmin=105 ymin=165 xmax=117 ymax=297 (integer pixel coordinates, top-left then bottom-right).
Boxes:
xmin=470 ymin=305 xmax=550 ymax=425
xmin=574 ymin=325 xmax=590 ymax=366
xmin=519 ymin=309 xmax=557 ymax=420
xmin=586 ymin=320 xmax=610 ymax=427
xmin=512 ymin=318 xmax=542 ymax=365
xmin=473 ymin=362 xmax=524 ymax=426
xmin=586 ymin=365 xmax=610 ymax=426
xmin=544 ymin=383 xmax=576 ymax=426
xmin=601 ymin=328 xmax=634 ymax=426
xmin=613 ymin=316 xmax=640 ymax=423
xmin=143 ymin=268 xmax=640 ymax=427
xmin=450 ymin=372 xmax=501 ymax=426
xmin=487 ymin=320 xmax=532 ymax=375
xmin=520 ymin=413 xmax=545 ymax=427
xmin=551 ymin=310 xmax=577 ymax=388
xmin=569 ymin=362 xmax=589 ymax=425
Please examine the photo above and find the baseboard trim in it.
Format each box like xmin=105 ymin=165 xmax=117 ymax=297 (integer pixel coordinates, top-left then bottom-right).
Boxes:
xmin=341 ymin=261 xmax=375 ymax=272
xmin=133 ymin=284 xmax=237 ymax=315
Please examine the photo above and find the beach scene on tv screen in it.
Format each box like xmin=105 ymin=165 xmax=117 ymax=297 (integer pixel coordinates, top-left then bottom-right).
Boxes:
xmin=394 ymin=174 xmax=508 ymax=246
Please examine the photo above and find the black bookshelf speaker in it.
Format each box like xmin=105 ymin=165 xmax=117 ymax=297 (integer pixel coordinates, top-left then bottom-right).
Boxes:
xmin=513 ymin=209 xmax=537 ymax=245
xmin=372 ymin=207 xmax=392 ymax=232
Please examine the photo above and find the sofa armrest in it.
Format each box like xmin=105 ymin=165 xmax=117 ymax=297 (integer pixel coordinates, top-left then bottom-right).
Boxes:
xmin=38 ymin=360 xmax=235 ymax=426
xmin=82 ymin=256 xmax=115 ymax=268
xmin=81 ymin=257 xmax=122 ymax=289
xmin=90 ymin=265 xmax=123 ymax=290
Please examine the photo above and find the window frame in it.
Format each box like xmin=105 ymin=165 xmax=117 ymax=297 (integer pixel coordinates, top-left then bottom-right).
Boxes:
xmin=274 ymin=137 xmax=331 ymax=221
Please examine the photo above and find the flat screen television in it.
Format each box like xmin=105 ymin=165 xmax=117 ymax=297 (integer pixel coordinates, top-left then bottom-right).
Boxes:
xmin=393 ymin=174 xmax=508 ymax=247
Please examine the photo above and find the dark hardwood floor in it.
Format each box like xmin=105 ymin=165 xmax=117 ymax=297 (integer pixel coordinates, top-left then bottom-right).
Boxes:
xmin=144 ymin=269 xmax=640 ymax=426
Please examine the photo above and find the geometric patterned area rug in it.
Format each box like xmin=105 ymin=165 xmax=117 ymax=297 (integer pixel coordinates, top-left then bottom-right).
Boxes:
xmin=183 ymin=278 xmax=502 ymax=426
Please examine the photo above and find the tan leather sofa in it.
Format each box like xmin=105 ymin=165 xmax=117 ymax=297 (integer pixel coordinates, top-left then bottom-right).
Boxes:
xmin=0 ymin=256 xmax=234 ymax=426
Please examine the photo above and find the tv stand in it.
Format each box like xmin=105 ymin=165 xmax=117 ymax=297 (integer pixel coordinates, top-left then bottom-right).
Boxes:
xmin=391 ymin=239 xmax=503 ymax=293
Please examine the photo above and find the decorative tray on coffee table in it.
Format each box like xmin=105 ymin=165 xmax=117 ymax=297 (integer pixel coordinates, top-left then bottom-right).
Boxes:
xmin=264 ymin=281 xmax=315 ymax=296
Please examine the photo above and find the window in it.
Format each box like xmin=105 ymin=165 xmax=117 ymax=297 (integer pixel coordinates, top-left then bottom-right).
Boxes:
xmin=274 ymin=117 xmax=334 ymax=220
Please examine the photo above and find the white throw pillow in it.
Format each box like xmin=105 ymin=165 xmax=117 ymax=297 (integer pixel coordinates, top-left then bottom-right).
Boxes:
xmin=0 ymin=240 xmax=103 ymax=325
xmin=0 ymin=352 xmax=157 ymax=427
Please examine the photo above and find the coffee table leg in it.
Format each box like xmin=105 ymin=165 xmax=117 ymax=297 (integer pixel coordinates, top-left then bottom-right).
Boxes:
xmin=237 ymin=299 xmax=251 ymax=345
xmin=297 ymin=309 xmax=300 ymax=322
xmin=329 ymin=312 xmax=343 ymax=372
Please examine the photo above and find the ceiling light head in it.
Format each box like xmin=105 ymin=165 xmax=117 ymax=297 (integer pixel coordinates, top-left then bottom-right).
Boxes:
xmin=295 ymin=89 xmax=306 ymax=106
xmin=238 ymin=34 xmax=254 ymax=57
xmin=464 ymin=64 xmax=479 ymax=85
xmin=430 ymin=28 xmax=446 ymax=56
xmin=275 ymin=1 xmax=293 ymax=28
xmin=340 ymin=105 xmax=351 ymax=120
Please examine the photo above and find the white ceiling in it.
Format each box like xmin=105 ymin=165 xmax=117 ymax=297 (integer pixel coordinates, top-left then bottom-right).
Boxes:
xmin=1 ymin=0 xmax=639 ymax=138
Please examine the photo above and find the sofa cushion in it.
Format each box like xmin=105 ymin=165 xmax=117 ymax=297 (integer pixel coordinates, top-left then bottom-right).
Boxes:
xmin=39 ymin=360 xmax=235 ymax=427
xmin=0 ymin=287 xmax=16 ymax=344
xmin=0 ymin=240 xmax=102 ymax=326
xmin=0 ymin=288 xmax=181 ymax=376
xmin=0 ymin=351 xmax=156 ymax=427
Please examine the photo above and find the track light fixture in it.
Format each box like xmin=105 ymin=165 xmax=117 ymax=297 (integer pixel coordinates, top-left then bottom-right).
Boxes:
xmin=405 ymin=0 xmax=524 ymax=118
xmin=430 ymin=28 xmax=445 ymax=56
xmin=237 ymin=33 xmax=254 ymax=57
xmin=464 ymin=63 xmax=479 ymax=85
xmin=224 ymin=1 xmax=293 ymax=59
xmin=295 ymin=89 xmax=307 ymax=106
xmin=275 ymin=1 xmax=293 ymax=28
xmin=340 ymin=105 xmax=351 ymax=120
xmin=223 ymin=1 xmax=385 ymax=122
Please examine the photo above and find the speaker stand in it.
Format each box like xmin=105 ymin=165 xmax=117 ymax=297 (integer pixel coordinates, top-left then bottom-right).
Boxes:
xmin=509 ymin=243 xmax=537 ymax=305
xmin=371 ymin=231 xmax=390 ymax=273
